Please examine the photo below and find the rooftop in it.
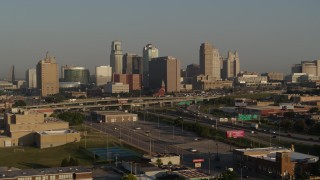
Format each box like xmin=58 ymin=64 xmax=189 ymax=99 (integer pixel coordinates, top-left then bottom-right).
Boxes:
xmin=0 ymin=166 xmax=91 ymax=179
xmin=235 ymin=147 xmax=319 ymax=163
xmin=176 ymin=169 xmax=209 ymax=179
xmin=37 ymin=129 xmax=78 ymax=136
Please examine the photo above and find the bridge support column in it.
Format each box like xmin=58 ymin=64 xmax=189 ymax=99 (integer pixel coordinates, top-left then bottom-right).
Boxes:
xmin=171 ymin=102 xmax=174 ymax=107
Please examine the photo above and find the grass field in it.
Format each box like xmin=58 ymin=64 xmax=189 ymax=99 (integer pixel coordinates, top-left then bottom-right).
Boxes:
xmin=0 ymin=125 xmax=120 ymax=169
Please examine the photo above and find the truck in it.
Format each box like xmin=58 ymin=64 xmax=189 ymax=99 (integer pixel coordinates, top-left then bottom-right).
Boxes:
xmin=251 ymin=123 xmax=259 ymax=129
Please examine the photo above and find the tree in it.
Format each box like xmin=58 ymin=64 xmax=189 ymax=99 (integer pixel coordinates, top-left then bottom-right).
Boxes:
xmin=122 ymin=173 xmax=137 ymax=180
xmin=168 ymin=161 xmax=173 ymax=165
xmin=58 ymin=112 xmax=85 ymax=125
xmin=60 ymin=158 xmax=69 ymax=167
xmin=156 ymin=158 xmax=163 ymax=166
xmin=60 ymin=157 xmax=79 ymax=167
xmin=12 ymin=100 xmax=26 ymax=107
xmin=221 ymin=169 xmax=238 ymax=180
xmin=280 ymin=119 xmax=293 ymax=130
xmin=308 ymin=107 xmax=319 ymax=113
xmin=293 ymin=120 xmax=307 ymax=132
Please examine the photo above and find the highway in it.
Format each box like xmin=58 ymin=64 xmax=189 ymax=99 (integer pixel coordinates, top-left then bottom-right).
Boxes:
xmin=146 ymin=109 xmax=320 ymax=147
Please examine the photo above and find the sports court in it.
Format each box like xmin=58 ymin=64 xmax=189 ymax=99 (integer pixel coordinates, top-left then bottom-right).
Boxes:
xmin=88 ymin=147 xmax=141 ymax=160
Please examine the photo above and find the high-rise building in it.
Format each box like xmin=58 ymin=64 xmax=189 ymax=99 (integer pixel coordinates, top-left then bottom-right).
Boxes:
xmin=149 ymin=56 xmax=180 ymax=92
xmin=143 ymin=44 xmax=159 ymax=87
xmin=63 ymin=67 xmax=90 ymax=84
xmin=222 ymin=51 xmax=240 ymax=79
xmin=113 ymin=74 xmax=141 ymax=91
xmin=123 ymin=53 xmax=142 ymax=74
xmin=61 ymin=65 xmax=74 ymax=79
xmin=36 ymin=52 xmax=59 ymax=97
xmin=95 ymin=65 xmax=112 ymax=86
xmin=10 ymin=65 xmax=15 ymax=83
xmin=110 ymin=41 xmax=123 ymax=74
xmin=132 ymin=55 xmax=143 ymax=74
xmin=199 ymin=43 xmax=220 ymax=80
xmin=291 ymin=60 xmax=320 ymax=76
xmin=143 ymin=44 xmax=159 ymax=75
xmin=25 ymin=69 xmax=37 ymax=89
xmin=186 ymin=64 xmax=200 ymax=78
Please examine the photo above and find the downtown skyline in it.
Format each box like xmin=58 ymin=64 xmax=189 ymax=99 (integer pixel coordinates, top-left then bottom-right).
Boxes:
xmin=0 ymin=0 xmax=319 ymax=78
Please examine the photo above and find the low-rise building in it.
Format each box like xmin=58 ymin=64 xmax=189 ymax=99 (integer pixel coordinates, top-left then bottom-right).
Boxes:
xmin=0 ymin=109 xmax=80 ymax=148
xmin=91 ymin=111 xmax=138 ymax=123
xmin=233 ymin=147 xmax=319 ymax=179
xmin=0 ymin=166 xmax=92 ymax=180
xmin=104 ymin=82 xmax=129 ymax=94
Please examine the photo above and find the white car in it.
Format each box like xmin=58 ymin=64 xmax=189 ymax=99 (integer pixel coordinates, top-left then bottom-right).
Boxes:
xmin=189 ymin=148 xmax=198 ymax=153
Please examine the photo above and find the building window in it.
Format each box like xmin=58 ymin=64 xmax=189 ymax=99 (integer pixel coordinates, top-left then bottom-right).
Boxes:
xmin=49 ymin=175 xmax=55 ymax=180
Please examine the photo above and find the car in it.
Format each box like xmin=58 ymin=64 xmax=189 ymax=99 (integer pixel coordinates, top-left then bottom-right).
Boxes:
xmin=194 ymin=138 xmax=201 ymax=141
xmin=135 ymin=127 xmax=141 ymax=130
xmin=287 ymin=133 xmax=291 ymax=137
xmin=273 ymin=135 xmax=277 ymax=138
xmin=188 ymin=148 xmax=198 ymax=153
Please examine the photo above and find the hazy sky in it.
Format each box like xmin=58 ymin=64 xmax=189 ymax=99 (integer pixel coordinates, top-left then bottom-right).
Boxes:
xmin=0 ymin=0 xmax=319 ymax=79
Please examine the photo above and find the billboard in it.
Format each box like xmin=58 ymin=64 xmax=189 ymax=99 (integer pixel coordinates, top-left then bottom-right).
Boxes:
xmin=193 ymin=159 xmax=204 ymax=163
xmin=226 ymin=130 xmax=245 ymax=138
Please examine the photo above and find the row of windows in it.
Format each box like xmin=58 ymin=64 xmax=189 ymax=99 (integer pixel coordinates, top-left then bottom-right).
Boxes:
xmin=18 ymin=174 xmax=72 ymax=180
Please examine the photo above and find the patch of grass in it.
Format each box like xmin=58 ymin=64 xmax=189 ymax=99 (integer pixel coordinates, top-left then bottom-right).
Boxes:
xmin=0 ymin=125 xmax=119 ymax=169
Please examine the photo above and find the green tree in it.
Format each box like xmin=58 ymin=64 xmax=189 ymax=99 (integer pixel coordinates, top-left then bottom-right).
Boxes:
xmin=122 ymin=173 xmax=137 ymax=180
xmin=58 ymin=112 xmax=85 ymax=125
xmin=69 ymin=157 xmax=79 ymax=166
xmin=12 ymin=100 xmax=26 ymax=107
xmin=221 ymin=169 xmax=238 ymax=180
xmin=280 ymin=119 xmax=292 ymax=130
xmin=293 ymin=120 xmax=306 ymax=132
xmin=308 ymin=107 xmax=319 ymax=113
xmin=60 ymin=158 xmax=69 ymax=167
xmin=168 ymin=161 xmax=173 ymax=165
xmin=156 ymin=158 xmax=163 ymax=166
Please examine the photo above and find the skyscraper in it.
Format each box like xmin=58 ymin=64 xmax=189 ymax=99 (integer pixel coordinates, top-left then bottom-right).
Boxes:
xmin=64 ymin=67 xmax=90 ymax=84
xmin=149 ymin=56 xmax=180 ymax=92
xmin=222 ymin=51 xmax=240 ymax=79
xmin=143 ymin=44 xmax=159 ymax=87
xmin=123 ymin=53 xmax=142 ymax=74
xmin=10 ymin=65 xmax=15 ymax=83
xmin=25 ymin=69 xmax=37 ymax=89
xmin=36 ymin=52 xmax=59 ymax=97
xmin=95 ymin=65 xmax=112 ymax=86
xmin=110 ymin=41 xmax=123 ymax=74
xmin=199 ymin=43 xmax=220 ymax=79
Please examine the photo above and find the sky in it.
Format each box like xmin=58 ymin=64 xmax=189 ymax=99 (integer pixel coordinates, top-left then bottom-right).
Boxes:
xmin=0 ymin=0 xmax=319 ymax=79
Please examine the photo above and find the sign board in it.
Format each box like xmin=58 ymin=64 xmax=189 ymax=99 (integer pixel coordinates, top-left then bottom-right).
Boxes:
xmin=194 ymin=162 xmax=201 ymax=168
xmin=193 ymin=159 xmax=205 ymax=163
xmin=238 ymin=114 xmax=258 ymax=121
xmin=226 ymin=130 xmax=245 ymax=138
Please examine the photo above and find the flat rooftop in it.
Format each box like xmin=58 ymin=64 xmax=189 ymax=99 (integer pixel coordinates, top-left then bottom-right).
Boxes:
xmin=37 ymin=129 xmax=78 ymax=135
xmin=0 ymin=166 xmax=91 ymax=178
xmin=94 ymin=111 xmax=137 ymax=116
xmin=235 ymin=147 xmax=319 ymax=163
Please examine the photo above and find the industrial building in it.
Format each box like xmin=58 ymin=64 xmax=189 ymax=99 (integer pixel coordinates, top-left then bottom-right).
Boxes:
xmin=0 ymin=109 xmax=80 ymax=148
xmin=91 ymin=111 xmax=138 ymax=123
xmin=233 ymin=147 xmax=319 ymax=179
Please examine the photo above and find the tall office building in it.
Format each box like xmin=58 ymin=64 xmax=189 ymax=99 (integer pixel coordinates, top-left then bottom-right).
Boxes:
xmin=123 ymin=53 xmax=142 ymax=74
xmin=222 ymin=51 xmax=240 ymax=79
xmin=10 ymin=65 xmax=15 ymax=83
xmin=186 ymin=64 xmax=201 ymax=78
xmin=132 ymin=55 xmax=143 ymax=74
xmin=25 ymin=69 xmax=37 ymax=89
xmin=95 ymin=65 xmax=112 ymax=86
xmin=36 ymin=52 xmax=59 ymax=97
xmin=199 ymin=43 xmax=220 ymax=79
xmin=149 ymin=56 xmax=180 ymax=92
xmin=64 ymin=67 xmax=90 ymax=84
xmin=61 ymin=65 xmax=74 ymax=79
xmin=113 ymin=74 xmax=141 ymax=91
xmin=110 ymin=41 xmax=123 ymax=74
xmin=143 ymin=44 xmax=159 ymax=87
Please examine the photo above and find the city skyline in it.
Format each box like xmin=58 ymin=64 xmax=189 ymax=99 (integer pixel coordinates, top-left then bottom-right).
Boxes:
xmin=0 ymin=1 xmax=319 ymax=78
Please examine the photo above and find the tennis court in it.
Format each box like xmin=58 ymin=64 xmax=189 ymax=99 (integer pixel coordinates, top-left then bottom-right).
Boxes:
xmin=88 ymin=147 xmax=141 ymax=160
